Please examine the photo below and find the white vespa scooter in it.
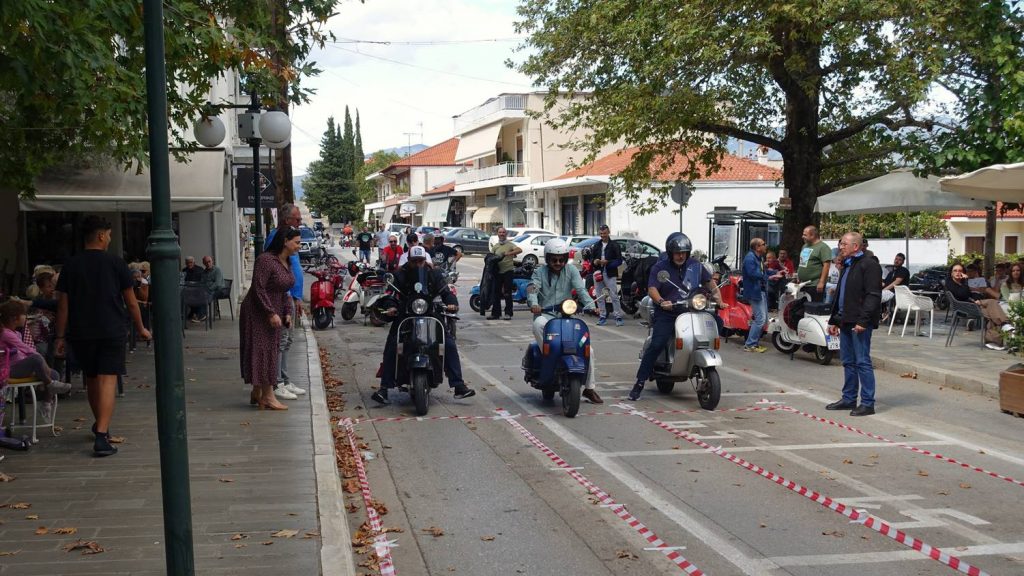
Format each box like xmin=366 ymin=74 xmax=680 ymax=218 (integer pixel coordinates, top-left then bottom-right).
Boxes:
xmin=767 ymin=280 xmax=839 ymax=365
xmin=637 ymin=270 xmax=723 ymax=410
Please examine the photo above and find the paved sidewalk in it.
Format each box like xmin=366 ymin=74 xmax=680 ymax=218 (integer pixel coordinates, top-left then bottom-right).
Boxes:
xmin=855 ymin=311 xmax=1015 ymax=398
xmin=0 ymin=319 xmax=352 ymax=575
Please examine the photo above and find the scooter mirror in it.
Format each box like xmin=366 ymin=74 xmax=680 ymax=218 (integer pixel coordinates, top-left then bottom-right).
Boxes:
xmin=657 ymin=270 xmax=670 ymax=283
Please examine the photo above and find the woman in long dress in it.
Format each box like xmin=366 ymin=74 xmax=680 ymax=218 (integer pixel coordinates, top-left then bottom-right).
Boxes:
xmin=240 ymin=227 xmax=301 ymax=410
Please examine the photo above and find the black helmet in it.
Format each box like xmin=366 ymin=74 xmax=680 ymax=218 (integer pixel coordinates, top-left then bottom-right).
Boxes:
xmin=666 ymin=232 xmax=692 ymax=254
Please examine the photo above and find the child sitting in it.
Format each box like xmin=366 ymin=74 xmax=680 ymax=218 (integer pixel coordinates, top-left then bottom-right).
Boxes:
xmin=0 ymin=299 xmax=70 ymax=421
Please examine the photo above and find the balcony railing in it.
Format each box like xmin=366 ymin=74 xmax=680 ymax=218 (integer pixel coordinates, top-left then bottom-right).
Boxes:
xmin=455 ymin=162 xmax=527 ymax=186
xmin=453 ymin=94 xmax=527 ymax=133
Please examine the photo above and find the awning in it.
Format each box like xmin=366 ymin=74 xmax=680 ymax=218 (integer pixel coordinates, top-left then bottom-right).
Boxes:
xmin=939 ymin=162 xmax=1024 ymax=202
xmin=381 ymin=204 xmax=397 ymax=223
xmin=472 ymin=206 xmax=501 ymax=225
xmin=424 ymin=198 xmax=451 ymax=223
xmin=455 ymin=123 xmax=502 ymax=164
xmin=20 ymin=151 xmax=226 ymax=212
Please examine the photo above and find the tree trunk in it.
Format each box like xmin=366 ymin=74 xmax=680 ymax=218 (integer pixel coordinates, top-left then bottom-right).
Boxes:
xmin=984 ymin=205 xmax=996 ymax=277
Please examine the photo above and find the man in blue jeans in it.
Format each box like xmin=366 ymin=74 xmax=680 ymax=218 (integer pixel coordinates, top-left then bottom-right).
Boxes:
xmin=741 ymin=237 xmax=773 ymax=353
xmin=826 ymin=232 xmax=882 ymax=417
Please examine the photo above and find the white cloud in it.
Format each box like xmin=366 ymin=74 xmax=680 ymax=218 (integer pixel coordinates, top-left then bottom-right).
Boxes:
xmin=290 ymin=0 xmax=537 ymax=174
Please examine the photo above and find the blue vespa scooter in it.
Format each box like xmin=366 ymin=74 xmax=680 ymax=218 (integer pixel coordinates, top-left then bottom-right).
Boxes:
xmin=521 ymin=298 xmax=590 ymax=417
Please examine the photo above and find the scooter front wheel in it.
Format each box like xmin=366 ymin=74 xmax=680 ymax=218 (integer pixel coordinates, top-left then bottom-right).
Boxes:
xmin=469 ymin=294 xmax=482 ymax=312
xmin=656 ymin=379 xmax=675 ymax=394
xmin=369 ymin=307 xmax=386 ymax=327
xmin=561 ymin=374 xmax=582 ymax=418
xmin=697 ymin=368 xmax=721 ymax=411
xmin=771 ymin=331 xmax=800 ymax=354
xmin=312 ymin=307 xmax=332 ymax=330
xmin=814 ymin=346 xmax=834 ymax=366
xmin=412 ymin=370 xmax=429 ymax=416
xmin=340 ymin=302 xmax=357 ymax=321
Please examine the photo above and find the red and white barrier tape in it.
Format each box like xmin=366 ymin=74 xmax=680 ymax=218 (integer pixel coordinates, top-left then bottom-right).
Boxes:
xmin=494 ymin=409 xmax=704 ymax=575
xmin=781 ymin=405 xmax=1024 ymax=489
xmin=353 ymin=405 xmax=782 ymax=425
xmin=619 ymin=405 xmax=989 ymax=576
xmin=340 ymin=418 xmax=397 ymax=576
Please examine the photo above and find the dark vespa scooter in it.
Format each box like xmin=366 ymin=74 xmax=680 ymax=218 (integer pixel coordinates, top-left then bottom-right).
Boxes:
xmin=522 ymin=295 xmax=591 ymax=418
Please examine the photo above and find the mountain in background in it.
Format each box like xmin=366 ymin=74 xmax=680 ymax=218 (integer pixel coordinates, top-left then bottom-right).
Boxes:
xmin=367 ymin=143 xmax=428 ymax=160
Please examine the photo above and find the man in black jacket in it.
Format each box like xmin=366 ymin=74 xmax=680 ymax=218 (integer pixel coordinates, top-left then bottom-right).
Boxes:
xmin=825 ymin=232 xmax=882 ymax=416
xmin=587 ymin=224 xmax=625 ymax=326
xmin=373 ymin=246 xmax=476 ymax=405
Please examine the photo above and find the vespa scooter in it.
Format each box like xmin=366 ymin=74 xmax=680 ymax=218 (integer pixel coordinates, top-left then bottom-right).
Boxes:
xmin=637 ymin=270 xmax=723 ymax=410
xmin=340 ymin=262 xmax=388 ymax=326
xmin=767 ymin=281 xmax=838 ymax=365
xmin=521 ymin=297 xmax=590 ymax=418
xmin=309 ymin=268 xmax=338 ymax=329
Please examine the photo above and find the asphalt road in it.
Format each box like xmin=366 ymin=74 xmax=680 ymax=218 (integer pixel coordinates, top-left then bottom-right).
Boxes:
xmin=315 ymin=251 xmax=1024 ymax=576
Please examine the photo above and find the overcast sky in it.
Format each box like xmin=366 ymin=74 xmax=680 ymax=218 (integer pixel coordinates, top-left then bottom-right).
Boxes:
xmin=290 ymin=0 xmax=538 ymax=175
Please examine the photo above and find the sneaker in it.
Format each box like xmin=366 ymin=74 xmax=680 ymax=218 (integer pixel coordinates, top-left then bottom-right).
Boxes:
xmin=582 ymin=389 xmax=604 ymax=404
xmin=615 ymin=317 xmax=624 ymax=327
xmin=503 ymin=315 xmax=512 ymax=321
xmin=986 ymin=342 xmax=1007 ymax=351
xmin=371 ymin=389 xmax=390 ymax=405
xmin=453 ymin=384 xmax=476 ymax=399
xmin=38 ymin=401 xmax=53 ymax=423
xmin=743 ymin=345 xmax=767 ymax=353
xmin=274 ymin=386 xmax=298 ymax=400
xmin=1002 ymin=324 xmax=1015 ymax=333
xmin=596 ymin=316 xmax=608 ymax=326
xmin=48 ymin=381 xmax=72 ymax=395
xmin=283 ymin=382 xmax=306 ymax=396
xmin=196 ymin=315 xmax=207 ymax=322
xmin=628 ymin=382 xmax=644 ymax=401
xmin=93 ymin=434 xmax=118 ymax=457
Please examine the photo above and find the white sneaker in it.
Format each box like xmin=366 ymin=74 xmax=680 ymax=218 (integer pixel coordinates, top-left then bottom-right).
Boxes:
xmin=284 ymin=382 xmax=306 ymax=396
xmin=275 ymin=386 xmax=298 ymax=400
xmin=985 ymin=342 xmax=1007 ymax=351
xmin=38 ymin=400 xmax=54 ymax=423
xmin=1002 ymin=324 xmax=1015 ymax=333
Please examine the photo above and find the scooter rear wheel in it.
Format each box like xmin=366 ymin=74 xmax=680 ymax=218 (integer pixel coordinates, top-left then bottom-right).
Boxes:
xmin=369 ymin=308 xmax=386 ymax=327
xmin=619 ymin=290 xmax=639 ymax=315
xmin=469 ymin=295 xmax=481 ymax=313
xmin=771 ymin=331 xmax=800 ymax=354
xmin=697 ymin=368 xmax=721 ymax=411
xmin=340 ymin=302 xmax=357 ymax=321
xmin=656 ymin=379 xmax=675 ymax=394
xmin=412 ymin=370 xmax=429 ymax=416
xmin=561 ymin=374 xmax=582 ymax=418
xmin=814 ymin=346 xmax=834 ymax=366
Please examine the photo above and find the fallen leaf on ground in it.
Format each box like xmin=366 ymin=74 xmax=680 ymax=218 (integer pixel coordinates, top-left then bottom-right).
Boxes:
xmin=937 ymin=490 xmax=950 ymax=496
xmin=240 ymin=421 xmax=250 ymax=427
xmin=900 ymin=372 xmax=918 ymax=379
xmin=823 ymin=530 xmax=845 ymax=537
xmin=218 ymin=477 xmax=234 ymax=483
xmin=0 ymin=550 xmax=21 ymax=556
xmin=10 ymin=503 xmax=30 ymax=509
xmin=63 ymin=540 xmax=104 ymax=555
xmin=422 ymin=526 xmax=445 ymax=537
xmin=842 ymin=459 xmax=853 ymax=465
xmin=272 ymin=529 xmax=299 ymax=538
xmin=303 ymin=531 xmax=320 ymax=539
xmin=917 ymin=470 xmax=929 ymax=477
xmin=230 ymin=534 xmax=247 ymax=541
xmin=481 ymin=535 xmax=496 ymax=541
xmin=261 ymin=541 xmax=273 ymax=546
xmin=234 ymin=543 xmax=247 ymax=549
xmin=35 ymin=527 xmax=49 ymax=535
xmin=959 ymin=483 xmax=972 ymax=489
xmin=343 ymin=479 xmax=359 ymax=493
xmin=616 ymin=549 xmax=638 ymax=560
xmin=73 ymin=417 xmax=86 ymax=422
xmin=346 ymin=503 xmax=359 ymax=514
xmin=108 ymin=436 xmax=125 ymax=444
xmin=25 ymin=514 xmax=39 ymax=520
xmin=0 ymin=473 xmax=15 ymax=482
xmin=54 ymin=527 xmax=77 ymax=535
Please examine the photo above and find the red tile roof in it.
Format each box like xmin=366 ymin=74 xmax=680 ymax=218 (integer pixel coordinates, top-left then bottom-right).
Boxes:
xmin=424 ymin=181 xmax=455 ymax=196
xmin=383 ymin=138 xmax=459 ymax=172
xmin=944 ymin=202 xmax=1024 ymax=219
xmin=555 ymin=147 xmax=782 ymax=182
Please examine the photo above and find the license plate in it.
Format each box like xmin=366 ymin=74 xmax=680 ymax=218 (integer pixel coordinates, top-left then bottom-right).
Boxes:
xmin=826 ymin=335 xmax=840 ymax=350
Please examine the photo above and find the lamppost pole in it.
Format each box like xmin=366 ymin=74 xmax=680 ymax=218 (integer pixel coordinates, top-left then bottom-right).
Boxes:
xmin=249 ymin=88 xmax=265 ymax=256
xmin=141 ymin=0 xmax=195 ymax=573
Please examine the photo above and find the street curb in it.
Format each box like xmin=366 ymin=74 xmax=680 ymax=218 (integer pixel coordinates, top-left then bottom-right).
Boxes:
xmin=304 ymin=319 xmax=357 ymax=576
xmin=871 ymin=354 xmax=999 ymax=399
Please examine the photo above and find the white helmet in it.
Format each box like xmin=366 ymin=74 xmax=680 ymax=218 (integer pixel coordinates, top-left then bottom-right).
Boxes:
xmin=543 ymin=237 xmax=570 ymax=260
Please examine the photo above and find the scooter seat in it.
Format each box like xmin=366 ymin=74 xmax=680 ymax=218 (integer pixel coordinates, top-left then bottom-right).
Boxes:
xmin=804 ymin=302 xmax=832 ymax=316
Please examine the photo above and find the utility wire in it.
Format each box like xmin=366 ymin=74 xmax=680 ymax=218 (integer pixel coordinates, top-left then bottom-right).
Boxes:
xmin=329 ymin=36 xmax=524 ymax=46
xmin=325 ymin=44 xmax=534 ymax=89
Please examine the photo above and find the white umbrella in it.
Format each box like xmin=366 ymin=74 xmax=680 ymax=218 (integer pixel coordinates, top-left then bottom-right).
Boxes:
xmin=938 ymin=162 xmax=1024 ymax=201
xmin=814 ymin=169 xmax=991 ymax=265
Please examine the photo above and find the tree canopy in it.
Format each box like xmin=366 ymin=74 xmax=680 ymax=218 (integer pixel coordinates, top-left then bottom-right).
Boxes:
xmin=512 ymin=0 xmax=1016 ymax=251
xmin=0 ymin=0 xmax=344 ymax=194
xmin=303 ymin=108 xmax=372 ymax=223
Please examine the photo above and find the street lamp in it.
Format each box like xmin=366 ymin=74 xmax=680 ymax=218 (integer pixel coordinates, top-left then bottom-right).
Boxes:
xmin=194 ymin=90 xmax=291 ymax=256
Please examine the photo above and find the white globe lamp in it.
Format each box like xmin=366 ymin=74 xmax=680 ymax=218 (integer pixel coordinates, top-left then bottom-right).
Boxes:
xmin=265 ymin=135 xmax=291 ymax=150
xmin=259 ymin=111 xmax=291 ymax=149
xmin=194 ymin=116 xmax=226 ymax=147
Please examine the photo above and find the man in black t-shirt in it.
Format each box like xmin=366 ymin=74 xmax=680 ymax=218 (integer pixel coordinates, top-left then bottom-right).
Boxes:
xmin=426 ymin=233 xmax=461 ymax=271
xmin=356 ymin=228 xmax=374 ymax=263
xmin=56 ymin=216 xmax=150 ymax=457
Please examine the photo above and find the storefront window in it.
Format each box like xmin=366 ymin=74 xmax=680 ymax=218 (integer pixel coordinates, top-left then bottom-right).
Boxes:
xmin=583 ymin=194 xmax=605 ymax=235
xmin=561 ymin=197 xmax=578 ymax=235
xmin=507 ymin=201 xmax=526 ymax=227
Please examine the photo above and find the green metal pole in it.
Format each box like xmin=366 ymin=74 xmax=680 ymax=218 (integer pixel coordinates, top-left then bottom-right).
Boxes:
xmin=142 ymin=0 xmax=195 ymax=573
xmin=251 ymin=89 xmax=265 ymax=257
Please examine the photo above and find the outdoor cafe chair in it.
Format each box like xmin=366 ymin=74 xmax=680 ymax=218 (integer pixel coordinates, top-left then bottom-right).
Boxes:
xmin=944 ymin=290 xmax=985 ymax=348
xmin=181 ymin=283 xmax=213 ymax=331
xmin=890 ymin=285 xmax=933 ymax=338
xmin=213 ymin=278 xmax=234 ymax=321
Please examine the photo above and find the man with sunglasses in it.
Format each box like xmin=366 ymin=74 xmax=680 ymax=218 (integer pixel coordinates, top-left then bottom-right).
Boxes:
xmin=372 ymin=246 xmax=475 ymax=405
xmin=380 ymin=234 xmax=403 ymax=272
xmin=526 ymin=238 xmax=604 ymax=403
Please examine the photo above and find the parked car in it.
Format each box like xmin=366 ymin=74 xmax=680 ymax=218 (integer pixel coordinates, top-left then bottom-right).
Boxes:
xmin=489 ymin=227 xmax=557 ymax=250
xmin=559 ymin=234 xmax=596 ymax=247
xmin=511 ymin=233 xmax=559 ymax=266
xmin=298 ymin=225 xmax=321 ymax=260
xmin=442 ymin=227 xmax=492 ymax=255
xmin=413 ymin=225 xmax=442 ymax=237
xmin=570 ymin=236 xmax=661 ymax=265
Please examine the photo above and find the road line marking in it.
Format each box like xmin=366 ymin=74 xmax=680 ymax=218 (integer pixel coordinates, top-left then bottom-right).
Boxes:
xmin=494 ymin=409 xmax=704 ymax=575
xmin=602 ymin=440 xmax=954 ymax=457
xmin=768 ymin=542 xmax=1024 ymax=567
xmin=624 ymin=408 xmax=990 ymax=576
xmin=462 ymin=357 xmax=778 ymax=575
xmin=340 ymin=418 xmax=397 ymax=576
xmin=781 ymin=405 xmax=1024 ymax=488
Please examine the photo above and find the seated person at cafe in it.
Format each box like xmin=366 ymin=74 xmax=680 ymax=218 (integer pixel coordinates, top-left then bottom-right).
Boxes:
xmin=965 ymin=264 xmax=999 ymax=299
xmin=1001 ymin=263 xmax=1024 ymax=302
xmin=1 ymin=299 xmax=71 ymax=420
xmin=990 ymin=262 xmax=1008 ymax=292
xmin=879 ymin=253 xmax=909 ymax=319
xmin=946 ymin=264 xmax=1013 ymax=350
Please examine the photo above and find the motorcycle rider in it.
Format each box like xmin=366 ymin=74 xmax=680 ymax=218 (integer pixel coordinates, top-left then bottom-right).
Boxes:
xmin=526 ymin=238 xmax=604 ymax=404
xmin=372 ymin=246 xmax=476 ymax=405
xmin=630 ymin=233 xmax=725 ymax=401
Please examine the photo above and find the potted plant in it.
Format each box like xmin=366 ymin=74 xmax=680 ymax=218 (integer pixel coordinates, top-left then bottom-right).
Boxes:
xmin=998 ymin=299 xmax=1024 ymax=416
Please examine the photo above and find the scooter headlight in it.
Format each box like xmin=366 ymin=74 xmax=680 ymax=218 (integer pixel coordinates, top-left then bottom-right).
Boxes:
xmin=690 ymin=294 xmax=708 ymax=311
xmin=410 ymin=298 xmax=429 ymax=315
xmin=561 ymin=299 xmax=578 ymax=316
